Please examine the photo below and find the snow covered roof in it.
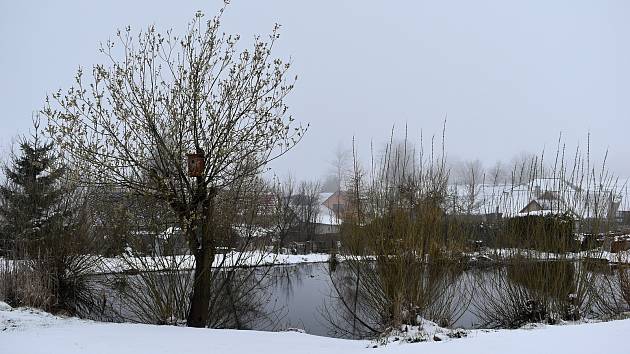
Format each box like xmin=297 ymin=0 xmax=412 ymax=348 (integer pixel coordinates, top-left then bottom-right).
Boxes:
xmin=318 ymin=192 xmax=334 ymax=204
xmin=316 ymin=192 xmax=341 ymax=226
xmin=317 ymin=203 xmax=341 ymax=226
xmin=288 ymin=192 xmax=342 ymax=226
xmin=448 ymin=177 xmax=623 ymax=219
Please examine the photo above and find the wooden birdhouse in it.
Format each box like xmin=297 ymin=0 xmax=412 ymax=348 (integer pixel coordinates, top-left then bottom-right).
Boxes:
xmin=186 ymin=152 xmax=205 ymax=177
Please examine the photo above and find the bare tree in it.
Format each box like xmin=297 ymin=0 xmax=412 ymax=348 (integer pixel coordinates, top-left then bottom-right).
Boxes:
xmin=329 ymin=143 xmax=352 ymax=191
xmin=457 ymin=159 xmax=485 ymax=215
xmin=487 ymin=160 xmax=509 ymax=185
xmin=294 ymin=181 xmax=321 ymax=253
xmin=270 ymin=175 xmax=297 ymax=251
xmin=43 ymin=9 xmax=305 ymax=327
xmin=509 ymin=152 xmax=542 ymax=185
xmin=107 ymin=174 xmax=281 ymax=329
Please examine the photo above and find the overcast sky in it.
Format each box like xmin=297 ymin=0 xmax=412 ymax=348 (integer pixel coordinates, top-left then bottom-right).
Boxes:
xmin=1 ymin=1 xmax=628 ymax=180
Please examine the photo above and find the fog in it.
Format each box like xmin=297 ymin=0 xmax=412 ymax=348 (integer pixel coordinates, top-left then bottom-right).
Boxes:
xmin=1 ymin=0 xmax=628 ymax=180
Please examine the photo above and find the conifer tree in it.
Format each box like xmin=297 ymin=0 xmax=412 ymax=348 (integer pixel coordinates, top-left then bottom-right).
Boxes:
xmin=0 ymin=120 xmax=67 ymax=256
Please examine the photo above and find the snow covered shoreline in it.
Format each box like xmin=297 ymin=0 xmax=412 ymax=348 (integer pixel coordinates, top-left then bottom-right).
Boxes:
xmin=2 ymin=247 xmax=627 ymax=276
xmin=1 ymin=302 xmax=629 ymax=354
xmin=1 ymin=252 xmax=331 ymax=275
xmin=96 ymin=252 xmax=331 ymax=274
xmin=480 ymin=248 xmax=630 ymax=264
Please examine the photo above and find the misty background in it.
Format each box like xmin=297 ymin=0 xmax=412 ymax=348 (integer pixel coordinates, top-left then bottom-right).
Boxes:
xmin=1 ymin=0 xmax=628 ymax=181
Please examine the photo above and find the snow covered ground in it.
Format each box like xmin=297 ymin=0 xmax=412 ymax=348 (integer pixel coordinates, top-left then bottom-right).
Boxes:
xmin=1 ymin=252 xmax=331 ymax=275
xmin=483 ymin=248 xmax=630 ymax=264
xmin=3 ymin=247 xmax=627 ymax=276
xmin=1 ymin=302 xmax=629 ymax=354
xmin=97 ymin=252 xmax=331 ymax=273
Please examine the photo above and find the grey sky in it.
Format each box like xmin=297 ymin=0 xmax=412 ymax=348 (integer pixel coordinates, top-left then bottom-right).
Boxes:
xmin=1 ymin=1 xmax=628 ymax=180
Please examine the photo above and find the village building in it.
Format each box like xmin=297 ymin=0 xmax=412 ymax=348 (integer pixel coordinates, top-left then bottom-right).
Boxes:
xmin=449 ymin=177 xmax=625 ymax=226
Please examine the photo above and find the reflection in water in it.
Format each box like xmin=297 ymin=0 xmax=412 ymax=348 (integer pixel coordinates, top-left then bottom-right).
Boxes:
xmin=94 ymin=266 xmax=281 ymax=330
xmin=88 ymin=261 xmax=630 ymax=338
xmin=472 ymin=261 xmax=592 ymax=328
xmin=589 ymin=264 xmax=630 ymax=318
xmin=322 ymin=260 xmax=472 ymax=339
xmin=208 ymin=268 xmax=277 ymax=330
xmin=261 ymin=264 xmax=334 ymax=334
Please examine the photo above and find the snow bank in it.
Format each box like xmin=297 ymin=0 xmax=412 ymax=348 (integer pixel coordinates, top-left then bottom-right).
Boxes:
xmin=1 ymin=252 xmax=331 ymax=275
xmin=2 ymin=304 xmax=630 ymax=354
xmin=373 ymin=318 xmax=470 ymax=346
xmin=477 ymin=248 xmax=630 ymax=264
xmin=96 ymin=252 xmax=330 ymax=274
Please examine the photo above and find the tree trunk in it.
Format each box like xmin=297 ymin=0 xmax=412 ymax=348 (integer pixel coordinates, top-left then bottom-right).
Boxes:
xmin=186 ymin=187 xmax=217 ymax=328
xmin=187 ymin=244 xmax=214 ymax=327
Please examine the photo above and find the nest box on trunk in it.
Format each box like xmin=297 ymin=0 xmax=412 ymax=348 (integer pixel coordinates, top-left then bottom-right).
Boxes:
xmin=186 ymin=152 xmax=205 ymax=177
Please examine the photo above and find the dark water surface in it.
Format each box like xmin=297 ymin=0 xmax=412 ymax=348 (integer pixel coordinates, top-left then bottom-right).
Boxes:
xmin=92 ymin=261 xmax=627 ymax=338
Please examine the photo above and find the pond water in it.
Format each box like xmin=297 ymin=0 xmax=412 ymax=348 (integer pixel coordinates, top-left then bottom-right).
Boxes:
xmin=91 ymin=260 xmax=628 ymax=339
xmin=257 ymin=263 xmax=489 ymax=336
xmin=258 ymin=263 xmax=336 ymax=336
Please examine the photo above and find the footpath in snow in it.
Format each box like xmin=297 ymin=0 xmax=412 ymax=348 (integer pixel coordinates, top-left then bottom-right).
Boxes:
xmin=1 ymin=302 xmax=629 ymax=354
